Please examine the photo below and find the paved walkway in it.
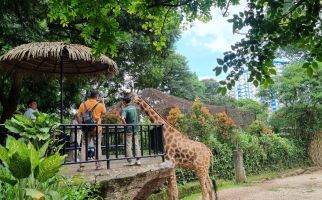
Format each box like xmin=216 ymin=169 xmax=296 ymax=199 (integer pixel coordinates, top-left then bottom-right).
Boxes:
xmin=196 ymin=169 xmax=322 ymax=200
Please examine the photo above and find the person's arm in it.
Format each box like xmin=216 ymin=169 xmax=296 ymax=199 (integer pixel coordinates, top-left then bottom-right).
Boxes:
xmin=76 ymin=103 xmax=84 ymax=124
xmin=121 ymin=109 xmax=127 ymax=124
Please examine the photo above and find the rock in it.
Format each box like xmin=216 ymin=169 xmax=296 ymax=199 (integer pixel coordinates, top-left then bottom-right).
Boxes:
xmin=99 ymin=161 xmax=174 ymax=200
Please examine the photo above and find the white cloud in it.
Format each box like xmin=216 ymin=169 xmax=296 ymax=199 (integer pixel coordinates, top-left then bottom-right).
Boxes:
xmin=181 ymin=0 xmax=248 ymax=53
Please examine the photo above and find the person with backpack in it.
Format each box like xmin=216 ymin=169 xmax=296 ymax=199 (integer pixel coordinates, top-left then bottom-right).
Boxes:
xmin=77 ymin=90 xmax=106 ymax=171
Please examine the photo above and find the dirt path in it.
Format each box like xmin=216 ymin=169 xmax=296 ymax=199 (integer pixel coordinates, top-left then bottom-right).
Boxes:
xmin=215 ymin=170 xmax=322 ymax=200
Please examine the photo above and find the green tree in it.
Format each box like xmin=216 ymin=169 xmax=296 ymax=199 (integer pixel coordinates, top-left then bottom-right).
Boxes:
xmin=236 ymin=98 xmax=268 ymax=121
xmin=259 ymin=63 xmax=322 ymax=135
xmin=215 ymin=0 xmax=322 ymax=92
xmin=200 ymin=79 xmax=237 ymax=108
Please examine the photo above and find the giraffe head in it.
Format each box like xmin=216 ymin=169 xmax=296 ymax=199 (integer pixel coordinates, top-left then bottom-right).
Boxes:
xmin=129 ymin=92 xmax=140 ymax=104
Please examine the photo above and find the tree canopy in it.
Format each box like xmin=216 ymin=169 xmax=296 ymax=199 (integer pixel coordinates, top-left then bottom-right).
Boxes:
xmin=215 ymin=0 xmax=322 ymax=93
xmin=259 ymin=63 xmax=322 ymax=134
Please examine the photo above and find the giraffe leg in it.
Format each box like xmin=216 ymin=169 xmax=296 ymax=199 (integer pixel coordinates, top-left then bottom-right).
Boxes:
xmin=167 ymin=168 xmax=179 ymax=200
xmin=196 ymin=168 xmax=211 ymax=200
xmin=206 ymin=174 xmax=216 ymax=200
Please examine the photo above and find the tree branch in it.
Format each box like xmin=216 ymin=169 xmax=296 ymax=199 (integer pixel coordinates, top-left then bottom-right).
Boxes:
xmin=282 ymin=0 xmax=307 ymax=18
xmin=222 ymin=0 xmax=231 ymax=17
xmin=148 ymin=0 xmax=191 ymax=8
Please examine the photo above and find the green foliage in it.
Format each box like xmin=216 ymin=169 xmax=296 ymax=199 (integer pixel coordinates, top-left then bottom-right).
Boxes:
xmin=200 ymin=79 xmax=237 ymax=108
xmin=57 ymin=178 xmax=103 ymax=200
xmin=47 ymin=0 xmax=223 ymax=56
xmin=236 ymin=99 xmax=268 ymax=121
xmin=0 ymin=136 xmax=66 ymax=199
xmin=259 ymin=63 xmax=322 ymax=136
xmin=4 ymin=113 xmax=60 ymax=148
xmin=217 ymin=0 xmax=322 ymax=91
xmin=178 ymin=98 xmax=215 ymax=143
xmin=247 ymin=120 xmax=273 ymax=136
xmin=240 ymin=132 xmax=309 ymax=174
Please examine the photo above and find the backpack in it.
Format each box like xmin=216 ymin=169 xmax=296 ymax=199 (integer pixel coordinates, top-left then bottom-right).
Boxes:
xmin=81 ymin=101 xmax=100 ymax=132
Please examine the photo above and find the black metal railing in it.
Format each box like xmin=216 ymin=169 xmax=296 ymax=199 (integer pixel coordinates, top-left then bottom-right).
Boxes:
xmin=0 ymin=123 xmax=164 ymax=169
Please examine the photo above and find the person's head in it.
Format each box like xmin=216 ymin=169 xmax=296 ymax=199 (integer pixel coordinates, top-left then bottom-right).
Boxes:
xmin=122 ymin=94 xmax=131 ymax=105
xmin=89 ymin=90 xmax=99 ymax=99
xmin=27 ymin=99 xmax=37 ymax=110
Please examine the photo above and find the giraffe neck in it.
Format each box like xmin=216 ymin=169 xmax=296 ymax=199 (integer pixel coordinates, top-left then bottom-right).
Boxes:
xmin=137 ymin=98 xmax=168 ymax=125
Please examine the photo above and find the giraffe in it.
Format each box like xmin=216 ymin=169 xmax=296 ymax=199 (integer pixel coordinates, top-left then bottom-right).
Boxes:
xmin=131 ymin=94 xmax=217 ymax=200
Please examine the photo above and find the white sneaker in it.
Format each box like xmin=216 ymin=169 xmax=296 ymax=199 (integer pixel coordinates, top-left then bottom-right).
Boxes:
xmin=135 ymin=160 xmax=141 ymax=166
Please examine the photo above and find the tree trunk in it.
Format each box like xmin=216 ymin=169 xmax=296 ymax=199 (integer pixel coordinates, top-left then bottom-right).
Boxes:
xmin=234 ymin=148 xmax=247 ymax=183
xmin=309 ymin=132 xmax=322 ymax=166
xmin=0 ymin=73 xmax=22 ymax=144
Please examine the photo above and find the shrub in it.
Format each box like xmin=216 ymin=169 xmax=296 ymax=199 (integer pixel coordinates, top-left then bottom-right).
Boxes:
xmin=167 ymin=107 xmax=181 ymax=127
xmin=214 ymin=112 xmax=236 ymax=142
xmin=103 ymin=109 xmax=122 ymax=124
xmin=239 ymin=132 xmax=309 ymax=175
xmin=178 ymin=99 xmax=215 ymax=143
xmin=247 ymin=120 xmax=273 ymax=136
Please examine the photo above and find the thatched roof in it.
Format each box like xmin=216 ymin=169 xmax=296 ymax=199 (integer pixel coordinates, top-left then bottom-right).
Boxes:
xmin=0 ymin=42 xmax=118 ymax=77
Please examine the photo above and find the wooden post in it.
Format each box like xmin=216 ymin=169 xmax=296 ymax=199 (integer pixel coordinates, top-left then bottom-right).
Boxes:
xmin=234 ymin=148 xmax=246 ymax=183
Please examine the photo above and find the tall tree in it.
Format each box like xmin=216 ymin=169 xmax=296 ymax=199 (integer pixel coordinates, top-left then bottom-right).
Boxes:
xmin=200 ymin=79 xmax=237 ymax=108
xmin=216 ymin=0 xmax=322 ymax=93
xmin=259 ymin=63 xmax=322 ymax=134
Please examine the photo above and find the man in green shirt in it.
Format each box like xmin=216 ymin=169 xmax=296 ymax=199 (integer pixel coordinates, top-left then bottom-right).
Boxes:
xmin=121 ymin=95 xmax=141 ymax=166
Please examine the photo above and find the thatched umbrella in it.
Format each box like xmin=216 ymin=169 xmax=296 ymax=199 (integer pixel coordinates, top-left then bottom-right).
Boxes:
xmin=0 ymin=42 xmax=118 ymax=122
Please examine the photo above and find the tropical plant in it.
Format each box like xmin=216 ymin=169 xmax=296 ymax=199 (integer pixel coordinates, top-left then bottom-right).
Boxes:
xmin=0 ymin=136 xmax=66 ymax=199
xmin=4 ymin=112 xmax=60 ymax=149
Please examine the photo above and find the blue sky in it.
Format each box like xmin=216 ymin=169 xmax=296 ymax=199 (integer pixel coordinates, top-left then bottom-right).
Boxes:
xmin=175 ymin=1 xmax=248 ymax=81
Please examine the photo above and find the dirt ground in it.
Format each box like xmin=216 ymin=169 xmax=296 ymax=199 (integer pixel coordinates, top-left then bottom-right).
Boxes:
xmin=216 ymin=170 xmax=322 ymax=200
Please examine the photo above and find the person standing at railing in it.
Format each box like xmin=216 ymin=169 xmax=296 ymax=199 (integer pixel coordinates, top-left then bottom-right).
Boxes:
xmin=77 ymin=90 xmax=106 ymax=171
xmin=121 ymin=94 xmax=141 ymax=166
xmin=24 ymin=99 xmax=38 ymax=121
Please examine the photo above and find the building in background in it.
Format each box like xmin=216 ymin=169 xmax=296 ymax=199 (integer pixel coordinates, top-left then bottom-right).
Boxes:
xmin=228 ymin=59 xmax=289 ymax=114
xmin=228 ymin=69 xmax=260 ymax=101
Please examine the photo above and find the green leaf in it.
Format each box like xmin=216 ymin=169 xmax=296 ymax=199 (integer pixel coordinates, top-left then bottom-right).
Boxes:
xmin=223 ymin=65 xmax=228 ymax=73
xmin=312 ymin=62 xmax=318 ymax=69
xmin=302 ymin=62 xmax=310 ymax=68
xmin=307 ymin=67 xmax=313 ymax=77
xmin=217 ymin=58 xmax=224 ymax=65
xmin=0 ymin=145 xmax=9 ymax=164
xmin=38 ymin=141 xmax=49 ymax=158
xmin=25 ymin=188 xmax=44 ymax=199
xmin=0 ymin=168 xmax=17 ymax=186
xmin=227 ymin=83 xmax=232 ymax=90
xmin=39 ymin=127 xmax=50 ymax=133
xmin=35 ymin=153 xmax=65 ymax=182
xmin=13 ymin=115 xmax=33 ymax=126
xmin=28 ymin=143 xmax=40 ymax=171
xmin=8 ymin=139 xmax=31 ymax=179
xmin=220 ymin=87 xmax=227 ymax=95
xmin=317 ymin=55 xmax=322 ymax=62
xmin=215 ymin=67 xmax=222 ymax=76
xmin=6 ymin=136 xmax=19 ymax=156
xmin=253 ymin=80 xmax=259 ymax=87
xmin=269 ymin=68 xmax=277 ymax=75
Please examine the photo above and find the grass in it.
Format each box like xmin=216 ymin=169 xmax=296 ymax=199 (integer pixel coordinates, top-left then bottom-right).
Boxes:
xmin=150 ymin=168 xmax=307 ymax=200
